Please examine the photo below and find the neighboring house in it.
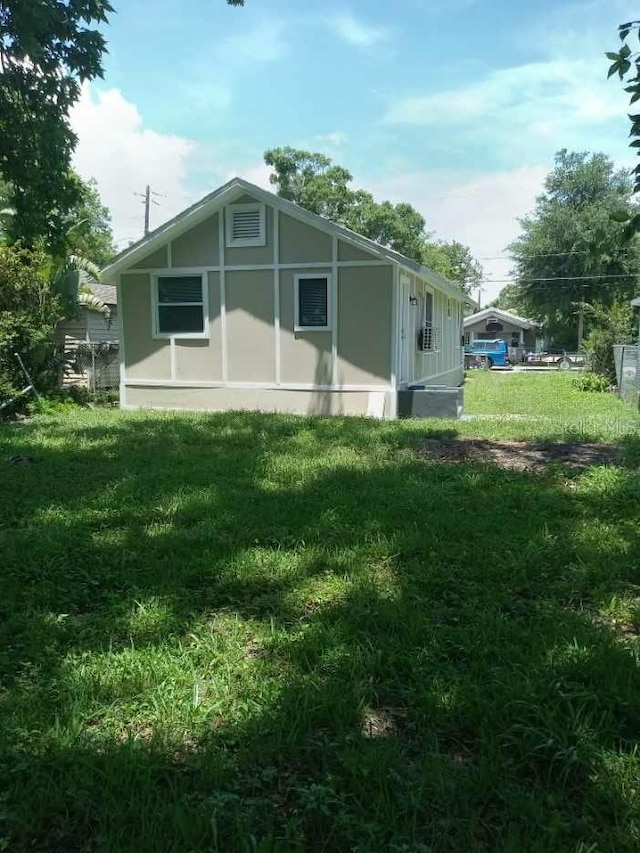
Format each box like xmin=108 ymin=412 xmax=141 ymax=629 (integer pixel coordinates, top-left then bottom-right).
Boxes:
xmin=102 ymin=178 xmax=475 ymax=419
xmin=57 ymin=282 xmax=120 ymax=388
xmin=463 ymin=307 xmax=542 ymax=351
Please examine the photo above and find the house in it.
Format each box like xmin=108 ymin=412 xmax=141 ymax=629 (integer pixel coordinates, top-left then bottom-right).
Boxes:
xmin=102 ymin=178 xmax=475 ymax=419
xmin=463 ymin=307 xmax=541 ymax=352
xmin=57 ymin=282 xmax=120 ymax=389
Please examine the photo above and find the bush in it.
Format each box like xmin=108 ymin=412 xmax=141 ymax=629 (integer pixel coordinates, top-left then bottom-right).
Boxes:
xmin=0 ymin=244 xmax=67 ymax=395
xmin=572 ymin=372 xmax=612 ymax=393
xmin=582 ymin=300 xmax=635 ymax=384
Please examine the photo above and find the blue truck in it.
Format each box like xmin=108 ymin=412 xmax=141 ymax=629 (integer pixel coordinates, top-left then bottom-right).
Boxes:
xmin=464 ymin=339 xmax=510 ymax=369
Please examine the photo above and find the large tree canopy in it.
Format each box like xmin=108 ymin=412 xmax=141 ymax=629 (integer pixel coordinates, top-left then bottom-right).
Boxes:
xmin=264 ymin=147 xmax=481 ymax=292
xmin=0 ymin=0 xmax=114 ymax=251
xmin=508 ymin=150 xmax=640 ymax=348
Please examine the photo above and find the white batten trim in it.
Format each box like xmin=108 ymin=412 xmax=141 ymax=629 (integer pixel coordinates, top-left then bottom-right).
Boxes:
xmin=124 ymin=261 xmax=389 ymax=275
xmin=170 ymin=338 xmax=176 ymax=380
xmin=218 ymin=213 xmax=228 ymax=382
xmin=116 ymin=274 xmax=127 ymax=408
xmin=331 ymin=236 xmax=338 ymax=385
xmin=124 ymin=379 xmax=392 ymax=392
xmin=167 ymin=241 xmax=173 ymax=268
xmin=389 ymin=265 xmax=399 ymax=418
xmin=273 ymin=209 xmax=281 ymax=384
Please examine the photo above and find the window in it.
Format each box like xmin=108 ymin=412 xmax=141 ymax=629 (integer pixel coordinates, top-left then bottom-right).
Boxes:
xmin=447 ymin=298 xmax=452 ymax=318
xmin=153 ymin=275 xmax=207 ymax=338
xmin=420 ymin=290 xmax=437 ymax=351
xmin=225 ymin=203 xmax=266 ymax=247
xmin=294 ymin=274 xmax=331 ymax=331
xmin=463 ymin=331 xmax=471 ymax=346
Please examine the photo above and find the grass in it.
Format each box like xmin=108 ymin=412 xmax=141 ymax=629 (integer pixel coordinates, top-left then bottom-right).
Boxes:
xmin=1 ymin=372 xmax=639 ymax=852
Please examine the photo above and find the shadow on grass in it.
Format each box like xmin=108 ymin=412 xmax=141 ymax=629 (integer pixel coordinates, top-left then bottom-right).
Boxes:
xmin=1 ymin=412 xmax=640 ymax=852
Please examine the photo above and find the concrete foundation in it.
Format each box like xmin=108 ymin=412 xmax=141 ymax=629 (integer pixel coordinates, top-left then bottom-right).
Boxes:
xmin=397 ymin=386 xmax=464 ymax=419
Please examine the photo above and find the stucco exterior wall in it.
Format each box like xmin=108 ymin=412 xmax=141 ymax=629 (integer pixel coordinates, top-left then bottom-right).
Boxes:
xmin=279 ymin=215 xmax=332 ymax=265
xmin=120 ymin=273 xmax=171 ymax=380
xmin=337 ymin=240 xmax=377 ymax=262
xmin=131 ymin=246 xmax=168 ymax=270
xmin=125 ymin=386 xmax=394 ymax=418
xmin=336 ymin=266 xmax=392 ymax=385
xmin=225 ymin=269 xmax=275 ymax=382
xmin=171 ymin=213 xmax=220 ymax=268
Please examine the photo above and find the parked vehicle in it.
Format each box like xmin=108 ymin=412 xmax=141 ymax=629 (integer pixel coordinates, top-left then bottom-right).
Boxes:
xmin=464 ymin=339 xmax=510 ymax=369
xmin=524 ymin=350 xmax=587 ymax=370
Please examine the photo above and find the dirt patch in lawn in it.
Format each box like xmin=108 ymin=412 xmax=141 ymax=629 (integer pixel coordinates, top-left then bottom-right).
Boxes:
xmin=418 ymin=438 xmax=621 ymax=473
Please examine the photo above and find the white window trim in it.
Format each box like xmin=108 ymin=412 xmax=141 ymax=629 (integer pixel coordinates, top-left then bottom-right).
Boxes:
xmin=151 ymin=273 xmax=209 ymax=340
xmin=225 ymin=202 xmax=266 ymax=248
xmin=294 ymin=272 xmax=333 ymax=332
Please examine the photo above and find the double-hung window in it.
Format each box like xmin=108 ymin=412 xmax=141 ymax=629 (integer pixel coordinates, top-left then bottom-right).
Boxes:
xmin=294 ymin=274 xmax=332 ymax=332
xmin=421 ymin=290 xmax=437 ymax=352
xmin=153 ymin=274 xmax=207 ymax=338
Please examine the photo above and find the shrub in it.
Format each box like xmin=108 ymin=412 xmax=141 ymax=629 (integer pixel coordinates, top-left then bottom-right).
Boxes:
xmin=0 ymin=244 xmax=67 ymax=396
xmin=572 ymin=372 xmax=612 ymax=393
xmin=582 ymin=300 xmax=635 ymax=384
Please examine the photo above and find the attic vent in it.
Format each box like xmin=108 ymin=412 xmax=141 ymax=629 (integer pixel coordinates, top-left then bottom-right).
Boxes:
xmin=226 ymin=203 xmax=266 ymax=247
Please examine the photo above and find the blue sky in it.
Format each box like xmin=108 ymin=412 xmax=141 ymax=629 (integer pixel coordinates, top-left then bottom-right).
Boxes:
xmin=71 ymin=0 xmax=634 ymax=300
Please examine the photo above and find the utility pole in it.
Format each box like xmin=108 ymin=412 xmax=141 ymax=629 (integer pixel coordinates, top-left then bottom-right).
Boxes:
xmin=577 ymin=301 xmax=585 ymax=351
xmin=134 ymin=185 xmax=163 ymax=236
xmin=477 ymin=286 xmax=482 ymax=309
xmin=143 ymin=184 xmax=150 ymax=235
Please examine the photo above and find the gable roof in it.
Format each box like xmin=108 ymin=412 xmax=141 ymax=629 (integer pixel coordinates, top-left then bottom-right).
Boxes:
xmin=103 ymin=177 xmax=475 ymax=307
xmin=87 ymin=281 xmax=117 ymax=306
xmin=463 ymin=306 xmax=539 ymax=330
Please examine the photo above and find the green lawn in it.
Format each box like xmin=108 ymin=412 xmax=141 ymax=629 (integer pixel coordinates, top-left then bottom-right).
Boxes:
xmin=1 ymin=374 xmax=640 ymax=852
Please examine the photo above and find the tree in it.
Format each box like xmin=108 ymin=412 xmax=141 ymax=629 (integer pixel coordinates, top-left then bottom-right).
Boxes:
xmin=582 ymin=299 xmax=635 ymax=382
xmin=0 ymin=243 xmax=66 ymax=397
xmin=429 ymin=240 xmax=483 ymax=292
xmin=608 ymin=21 xmax=640 ymax=210
xmin=491 ymin=283 xmax=526 ymax=313
xmin=0 ymin=1 xmax=114 ymax=251
xmin=508 ymin=150 xmax=640 ymax=348
xmin=264 ymin=147 xmax=481 ymax=291
xmin=64 ymin=175 xmax=115 ymax=267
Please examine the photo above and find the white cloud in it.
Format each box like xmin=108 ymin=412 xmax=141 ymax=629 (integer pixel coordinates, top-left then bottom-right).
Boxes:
xmin=329 ymin=12 xmax=388 ymax=48
xmin=384 ymin=60 xmax=623 ymax=131
xmin=70 ymin=86 xmax=198 ymax=248
xmin=221 ymin=21 xmax=287 ymax=63
xmin=363 ymin=165 xmax=549 ymax=302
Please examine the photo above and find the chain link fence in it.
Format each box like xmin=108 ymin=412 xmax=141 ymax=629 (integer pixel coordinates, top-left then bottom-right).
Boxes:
xmin=613 ymin=344 xmax=639 ymax=409
xmin=66 ymin=342 xmax=120 ymax=391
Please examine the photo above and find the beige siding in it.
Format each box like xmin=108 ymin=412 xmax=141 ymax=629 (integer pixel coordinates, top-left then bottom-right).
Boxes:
xmin=226 ymin=270 xmax=275 ymax=382
xmin=337 ymin=240 xmax=378 ymax=262
xmin=87 ymin=308 xmax=118 ymax=343
xmin=336 ymin=266 xmax=392 ymax=385
xmin=172 ymin=272 xmax=222 ymax=381
xmin=171 ymin=213 xmax=220 ymax=268
xmin=226 ymin=203 xmax=275 ymax=267
xmin=279 ymin=215 xmax=332 ymax=265
xmin=399 ymin=271 xmax=465 ymax=387
xmin=131 ymin=246 xmax=168 ymax=269
xmin=279 ymin=268 xmax=332 ymax=384
xmin=120 ymin=273 xmax=171 ymax=380
xmin=125 ymin=386 xmax=394 ymax=418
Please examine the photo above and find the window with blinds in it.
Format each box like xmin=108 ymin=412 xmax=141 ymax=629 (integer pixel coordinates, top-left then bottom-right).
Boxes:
xmin=225 ymin=203 xmax=266 ymax=247
xmin=295 ymin=275 xmax=331 ymax=331
xmin=154 ymin=275 xmax=206 ymax=337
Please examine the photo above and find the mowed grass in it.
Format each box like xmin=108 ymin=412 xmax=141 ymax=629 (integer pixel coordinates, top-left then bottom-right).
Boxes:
xmin=1 ymin=373 xmax=640 ymax=852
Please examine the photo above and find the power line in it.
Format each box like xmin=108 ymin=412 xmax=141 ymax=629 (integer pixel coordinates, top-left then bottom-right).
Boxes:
xmin=482 ymin=273 xmax=640 ymax=284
